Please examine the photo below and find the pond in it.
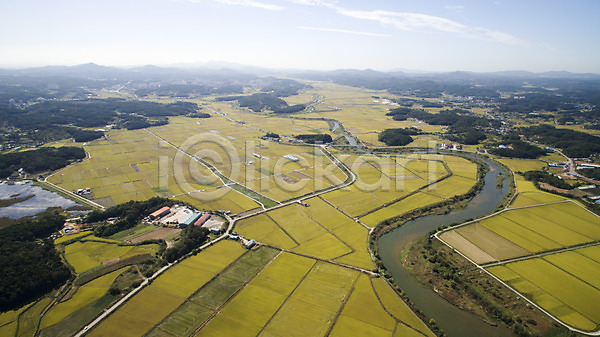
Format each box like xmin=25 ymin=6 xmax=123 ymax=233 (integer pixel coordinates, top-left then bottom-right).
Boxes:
xmin=0 ymin=181 xmax=80 ymax=219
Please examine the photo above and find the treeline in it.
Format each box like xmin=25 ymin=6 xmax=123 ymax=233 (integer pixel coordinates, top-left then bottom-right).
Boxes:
xmin=216 ymin=93 xmax=304 ymax=113
xmin=135 ymin=84 xmax=243 ymax=98
xmin=163 ymin=226 xmax=210 ymax=262
xmin=387 ymin=108 xmax=493 ymax=145
xmin=0 ymin=211 xmax=71 ymax=311
xmin=17 ymin=126 xmax=104 ymax=145
xmin=498 ymin=93 xmax=570 ymax=113
xmin=387 ymin=108 xmax=493 ymax=129
xmin=0 ymin=147 xmax=86 ymax=178
xmin=90 ymin=197 xmax=176 ymax=237
xmin=216 ymin=93 xmax=288 ymax=112
xmin=523 ymin=170 xmax=572 ymax=189
xmin=119 ymin=115 xmax=168 ymax=130
xmin=297 ymin=72 xmax=501 ymax=98
xmin=0 ymin=99 xmax=199 ymax=130
xmin=294 ymin=134 xmax=332 ymax=144
xmin=488 ymin=139 xmax=547 ymax=159
xmin=186 ymin=112 xmax=211 ymax=118
xmin=578 ymin=167 xmax=600 ymax=180
xmin=273 ymin=104 xmax=305 ymax=114
xmin=520 ymin=125 xmax=600 ymax=158
xmin=378 ymin=128 xmax=420 ymax=146
xmin=260 ymin=77 xmax=310 ymax=97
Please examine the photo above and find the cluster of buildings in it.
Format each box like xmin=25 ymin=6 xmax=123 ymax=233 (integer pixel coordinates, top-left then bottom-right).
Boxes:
xmin=76 ymin=187 xmax=92 ymax=195
xmin=439 ymin=143 xmax=463 ymax=150
xmin=147 ymin=205 xmax=224 ymax=233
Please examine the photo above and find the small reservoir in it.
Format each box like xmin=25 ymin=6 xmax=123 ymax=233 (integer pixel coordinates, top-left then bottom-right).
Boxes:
xmin=0 ymin=181 xmax=80 ymax=219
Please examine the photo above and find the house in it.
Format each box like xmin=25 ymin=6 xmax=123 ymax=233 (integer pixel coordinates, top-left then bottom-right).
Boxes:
xmin=149 ymin=206 xmax=171 ymax=220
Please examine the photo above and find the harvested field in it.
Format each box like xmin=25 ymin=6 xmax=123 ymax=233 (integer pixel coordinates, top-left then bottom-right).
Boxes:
xmin=439 ymin=230 xmax=497 ymax=264
xmin=130 ymin=227 xmax=180 ymax=243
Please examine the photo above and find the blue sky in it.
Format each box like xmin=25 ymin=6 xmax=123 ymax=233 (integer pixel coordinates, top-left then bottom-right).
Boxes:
xmin=1 ymin=0 xmax=599 ymax=72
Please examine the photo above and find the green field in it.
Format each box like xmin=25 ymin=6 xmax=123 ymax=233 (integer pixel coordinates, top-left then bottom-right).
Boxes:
xmin=488 ymin=250 xmax=600 ymax=331
xmin=88 ymin=241 xmax=245 ymax=337
xmin=16 ymin=298 xmax=51 ymax=337
xmin=41 ymin=268 xmax=126 ymax=329
xmin=64 ymin=240 xmax=158 ymax=274
xmin=497 ymin=158 xmax=547 ymax=173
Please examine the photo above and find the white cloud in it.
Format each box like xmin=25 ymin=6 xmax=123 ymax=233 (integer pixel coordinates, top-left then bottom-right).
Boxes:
xmin=444 ymin=5 xmax=464 ymax=13
xmin=332 ymin=7 xmax=528 ymax=46
xmin=209 ymin=0 xmax=284 ymax=10
xmin=298 ymin=26 xmax=390 ymax=37
xmin=290 ymin=1 xmax=527 ymax=46
xmin=289 ymin=0 xmax=334 ymax=6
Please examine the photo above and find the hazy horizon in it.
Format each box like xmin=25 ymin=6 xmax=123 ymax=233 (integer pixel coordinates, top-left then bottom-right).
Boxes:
xmin=2 ymin=0 xmax=599 ymax=73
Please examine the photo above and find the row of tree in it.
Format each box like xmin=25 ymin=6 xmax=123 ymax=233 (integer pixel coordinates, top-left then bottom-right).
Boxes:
xmin=294 ymin=134 xmax=333 ymax=144
xmin=0 ymin=147 xmax=86 ymax=178
xmin=90 ymin=197 xmax=176 ymax=237
xmin=487 ymin=139 xmax=547 ymax=159
xmin=0 ymin=99 xmax=200 ymax=130
xmin=520 ymin=125 xmax=600 ymax=158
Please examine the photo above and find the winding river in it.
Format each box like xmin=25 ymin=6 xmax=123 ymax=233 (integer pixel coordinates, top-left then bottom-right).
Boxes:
xmin=378 ymin=156 xmax=514 ymax=337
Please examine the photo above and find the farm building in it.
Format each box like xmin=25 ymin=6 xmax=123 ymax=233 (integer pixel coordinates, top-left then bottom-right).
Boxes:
xmin=160 ymin=206 xmax=193 ymax=225
xmin=283 ymin=154 xmax=299 ymax=162
xmin=193 ymin=213 xmax=211 ymax=226
xmin=244 ymin=239 xmax=256 ymax=249
xmin=179 ymin=212 xmax=202 ymax=228
xmin=149 ymin=206 xmax=171 ymax=220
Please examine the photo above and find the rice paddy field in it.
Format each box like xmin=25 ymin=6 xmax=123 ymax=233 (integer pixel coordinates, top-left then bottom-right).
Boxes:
xmin=63 ymin=239 xmax=159 ymax=274
xmin=192 ymin=250 xmax=433 ymax=337
xmin=487 ymin=246 xmax=600 ymax=331
xmin=75 ymin=241 xmax=433 ymax=337
xmin=291 ymin=82 xmax=446 ymax=147
xmin=439 ymin=176 xmax=600 ymax=332
xmin=235 ymin=197 xmax=373 ymax=269
xmin=87 ymin=240 xmax=246 ymax=337
xmin=40 ymin=268 xmax=126 ymax=329
xmin=24 ymin=82 xmax=485 ymax=336
xmin=496 ymin=158 xmax=547 ymax=173
xmin=440 ymin=201 xmax=600 ymax=264
xmin=46 ymin=114 xmax=349 ymax=212
xmin=321 ymin=153 xmax=458 ymax=219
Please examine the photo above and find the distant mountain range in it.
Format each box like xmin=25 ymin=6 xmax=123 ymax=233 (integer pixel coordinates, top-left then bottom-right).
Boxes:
xmin=1 ymin=62 xmax=599 ymax=81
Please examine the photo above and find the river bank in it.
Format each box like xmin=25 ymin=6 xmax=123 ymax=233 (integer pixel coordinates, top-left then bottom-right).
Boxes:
xmin=375 ymin=155 xmax=517 ymax=337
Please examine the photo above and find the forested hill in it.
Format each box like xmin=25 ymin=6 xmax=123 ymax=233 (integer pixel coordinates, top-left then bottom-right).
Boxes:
xmin=0 ymin=147 xmax=86 ymax=178
xmin=0 ymin=211 xmax=71 ymax=311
